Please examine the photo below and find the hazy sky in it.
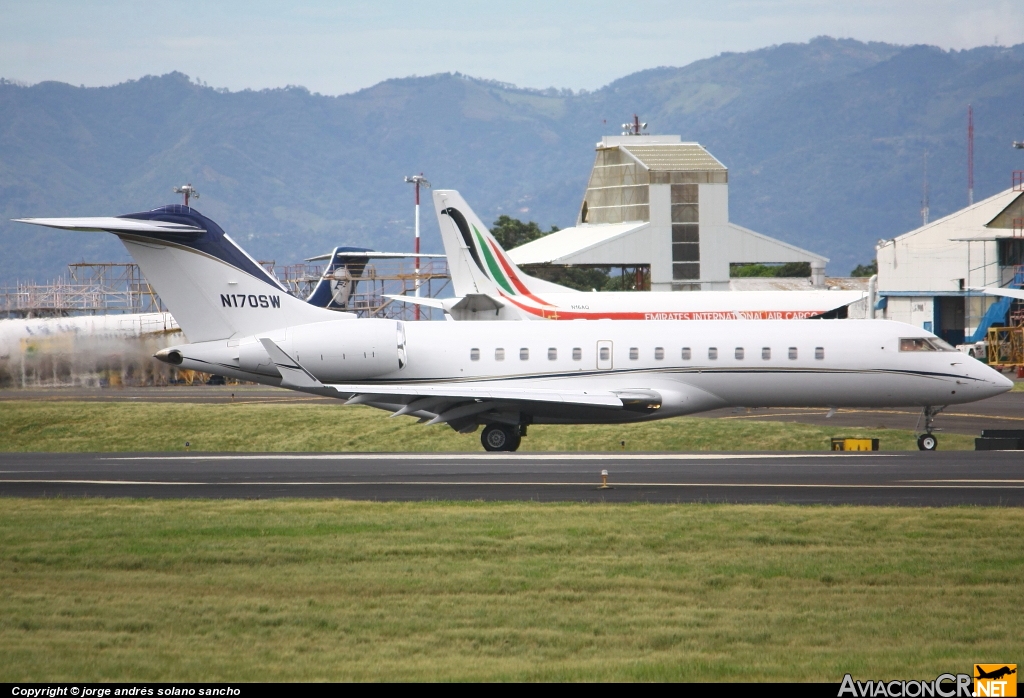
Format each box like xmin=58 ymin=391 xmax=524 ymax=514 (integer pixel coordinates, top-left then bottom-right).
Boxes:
xmin=2 ymin=0 xmax=1022 ymax=94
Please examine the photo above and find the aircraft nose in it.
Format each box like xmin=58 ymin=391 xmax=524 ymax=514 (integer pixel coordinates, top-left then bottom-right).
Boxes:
xmin=980 ymin=365 xmax=1014 ymax=395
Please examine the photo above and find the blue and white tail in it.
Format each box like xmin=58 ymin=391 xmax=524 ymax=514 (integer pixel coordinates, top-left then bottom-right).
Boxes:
xmin=15 ymin=205 xmax=348 ymax=342
xmin=304 ymin=247 xmax=370 ymax=310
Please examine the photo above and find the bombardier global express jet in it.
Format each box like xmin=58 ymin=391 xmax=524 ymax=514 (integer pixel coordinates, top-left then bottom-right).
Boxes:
xmin=384 ymin=190 xmax=866 ymax=322
xmin=16 ymin=204 xmax=1010 ymax=451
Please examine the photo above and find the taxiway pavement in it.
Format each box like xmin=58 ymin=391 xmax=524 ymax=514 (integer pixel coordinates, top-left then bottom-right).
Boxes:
xmin=2 ymin=451 xmax=1022 ymax=506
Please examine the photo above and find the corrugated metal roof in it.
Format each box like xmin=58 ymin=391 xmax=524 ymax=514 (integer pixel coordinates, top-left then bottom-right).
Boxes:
xmin=506 ymin=222 xmax=650 ymax=266
xmin=985 ymin=190 xmax=1024 ymax=228
xmin=618 ymin=144 xmax=726 ymax=172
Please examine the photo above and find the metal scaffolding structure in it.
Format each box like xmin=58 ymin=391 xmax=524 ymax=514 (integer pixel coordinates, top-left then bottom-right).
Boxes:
xmin=267 ymin=257 xmax=451 ymax=320
xmin=0 ymin=262 xmax=165 ymax=318
xmin=2 ymin=258 xmax=451 ymax=321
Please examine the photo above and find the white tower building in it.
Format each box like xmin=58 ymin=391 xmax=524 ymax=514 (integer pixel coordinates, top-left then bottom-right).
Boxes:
xmin=509 ymin=134 xmax=829 ymax=291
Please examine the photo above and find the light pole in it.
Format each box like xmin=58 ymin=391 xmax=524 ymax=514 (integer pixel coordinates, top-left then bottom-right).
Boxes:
xmin=404 ymin=174 xmax=431 ymax=320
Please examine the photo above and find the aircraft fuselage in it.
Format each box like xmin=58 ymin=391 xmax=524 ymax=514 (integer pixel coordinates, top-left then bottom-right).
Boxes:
xmin=166 ymin=317 xmax=1010 ymax=425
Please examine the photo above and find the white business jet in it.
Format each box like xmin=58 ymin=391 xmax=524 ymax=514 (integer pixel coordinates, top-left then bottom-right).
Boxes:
xmin=16 ymin=204 xmax=1010 ymax=451
xmin=385 ymin=190 xmax=865 ymax=321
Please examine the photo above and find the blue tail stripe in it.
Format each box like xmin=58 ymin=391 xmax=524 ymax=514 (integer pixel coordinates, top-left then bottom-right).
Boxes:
xmin=118 ymin=205 xmax=284 ymax=291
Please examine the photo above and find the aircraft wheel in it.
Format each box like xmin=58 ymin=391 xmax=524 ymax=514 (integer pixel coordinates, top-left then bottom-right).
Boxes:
xmin=917 ymin=434 xmax=937 ymax=451
xmin=482 ymin=424 xmax=520 ymax=452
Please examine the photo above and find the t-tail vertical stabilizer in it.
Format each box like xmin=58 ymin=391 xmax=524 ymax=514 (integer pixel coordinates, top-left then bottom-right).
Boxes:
xmin=304 ymin=247 xmax=370 ymax=310
xmin=15 ymin=205 xmax=348 ymax=343
xmin=433 ymin=190 xmax=574 ymax=299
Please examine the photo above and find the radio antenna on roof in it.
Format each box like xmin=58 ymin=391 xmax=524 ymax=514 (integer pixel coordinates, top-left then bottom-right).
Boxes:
xmin=621 ymin=114 xmax=648 ymax=136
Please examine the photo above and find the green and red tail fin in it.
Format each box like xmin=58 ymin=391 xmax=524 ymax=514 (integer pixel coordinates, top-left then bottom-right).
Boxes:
xmin=432 ymin=190 xmax=573 ymax=300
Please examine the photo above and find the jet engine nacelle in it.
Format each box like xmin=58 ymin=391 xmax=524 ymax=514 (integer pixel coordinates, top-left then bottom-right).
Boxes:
xmin=238 ymin=319 xmax=405 ymax=382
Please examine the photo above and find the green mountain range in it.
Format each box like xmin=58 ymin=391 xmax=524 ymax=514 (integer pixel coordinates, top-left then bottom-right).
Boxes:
xmin=2 ymin=36 xmax=1023 ymax=283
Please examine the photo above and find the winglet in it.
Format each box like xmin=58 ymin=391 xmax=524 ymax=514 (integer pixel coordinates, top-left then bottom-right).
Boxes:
xmin=258 ymin=338 xmax=325 ymax=389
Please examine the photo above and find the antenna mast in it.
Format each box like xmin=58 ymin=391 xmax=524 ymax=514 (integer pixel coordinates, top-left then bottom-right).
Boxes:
xmin=621 ymin=115 xmax=648 ymax=136
xmin=172 ymin=184 xmax=199 ymax=207
xmin=968 ymin=105 xmax=974 ymax=206
xmin=921 ymin=151 xmax=930 ymax=226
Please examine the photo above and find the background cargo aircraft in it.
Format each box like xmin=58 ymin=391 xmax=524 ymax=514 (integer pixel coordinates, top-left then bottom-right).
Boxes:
xmin=384 ymin=190 xmax=866 ymax=322
xmin=17 ymin=204 xmax=1010 ymax=451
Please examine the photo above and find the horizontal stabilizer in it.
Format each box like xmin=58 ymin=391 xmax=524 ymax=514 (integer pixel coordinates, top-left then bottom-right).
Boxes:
xmin=306 ymin=251 xmax=446 ymax=261
xmin=448 ymin=294 xmax=504 ymax=312
xmin=14 ymin=216 xmax=205 ymax=237
xmin=383 ymin=294 xmax=447 ymax=309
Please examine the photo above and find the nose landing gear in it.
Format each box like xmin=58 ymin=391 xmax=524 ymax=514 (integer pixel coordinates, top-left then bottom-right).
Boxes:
xmin=916 ymin=405 xmax=946 ymax=451
xmin=481 ymin=424 xmax=523 ymax=452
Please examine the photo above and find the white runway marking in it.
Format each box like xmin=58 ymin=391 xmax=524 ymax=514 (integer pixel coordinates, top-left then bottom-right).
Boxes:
xmin=2 ymin=479 xmax=1019 ymax=489
xmin=104 ymin=452 xmax=895 ymax=462
xmin=904 ymin=479 xmax=1024 ymax=483
xmin=1 ymin=479 xmax=206 ymax=485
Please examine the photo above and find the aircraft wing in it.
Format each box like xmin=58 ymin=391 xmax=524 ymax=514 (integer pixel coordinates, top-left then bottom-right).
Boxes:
xmin=969 ymin=286 xmax=1024 ymax=300
xmin=259 ymin=338 xmax=626 ymax=427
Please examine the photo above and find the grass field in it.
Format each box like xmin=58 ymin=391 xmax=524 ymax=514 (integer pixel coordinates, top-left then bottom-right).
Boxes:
xmin=0 ymin=401 xmax=975 ymax=452
xmin=1 ymin=499 xmax=1020 ymax=681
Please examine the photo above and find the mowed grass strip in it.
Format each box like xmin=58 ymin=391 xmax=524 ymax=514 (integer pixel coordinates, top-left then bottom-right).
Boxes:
xmin=0 ymin=499 xmax=1020 ymax=681
xmin=0 ymin=401 xmax=974 ymax=452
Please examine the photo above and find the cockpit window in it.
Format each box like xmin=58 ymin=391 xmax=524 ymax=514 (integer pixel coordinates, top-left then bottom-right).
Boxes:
xmin=929 ymin=336 xmax=957 ymax=351
xmin=900 ymin=337 xmax=956 ymax=352
xmin=900 ymin=338 xmax=932 ymax=351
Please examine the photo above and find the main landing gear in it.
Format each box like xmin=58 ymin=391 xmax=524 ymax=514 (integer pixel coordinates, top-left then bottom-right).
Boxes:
xmin=916 ymin=406 xmax=946 ymax=451
xmin=481 ymin=424 xmax=523 ymax=452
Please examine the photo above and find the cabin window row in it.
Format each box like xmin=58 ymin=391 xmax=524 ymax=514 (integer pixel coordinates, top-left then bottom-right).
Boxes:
xmin=470 ymin=347 xmax=584 ymax=361
xmin=469 ymin=346 xmax=826 ymax=361
xmin=680 ymin=346 xmax=825 ymax=360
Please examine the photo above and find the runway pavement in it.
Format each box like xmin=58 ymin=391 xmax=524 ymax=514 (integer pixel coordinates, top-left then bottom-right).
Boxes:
xmin=2 ymin=451 xmax=1023 ymax=506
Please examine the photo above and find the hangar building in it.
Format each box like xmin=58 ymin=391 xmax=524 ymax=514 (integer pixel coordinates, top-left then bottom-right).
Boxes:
xmin=508 ymin=134 xmax=829 ymax=291
xmin=876 ymin=182 xmax=1024 ymax=346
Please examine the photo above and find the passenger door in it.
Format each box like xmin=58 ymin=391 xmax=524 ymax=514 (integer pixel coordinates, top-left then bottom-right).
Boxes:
xmin=597 ymin=340 xmax=613 ymax=370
